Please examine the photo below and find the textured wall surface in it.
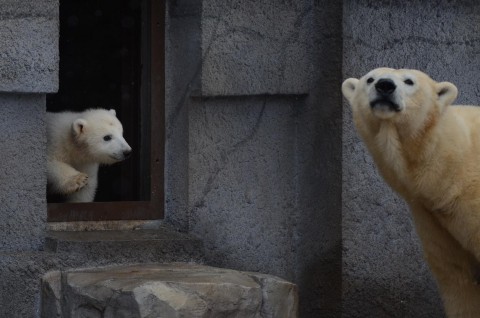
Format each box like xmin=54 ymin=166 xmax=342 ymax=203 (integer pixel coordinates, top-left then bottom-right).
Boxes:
xmin=342 ymin=0 xmax=480 ymax=316
xmin=165 ymin=1 xmax=343 ymax=317
xmin=0 ymin=94 xmax=47 ymax=251
xmin=0 ymin=0 xmax=58 ymax=93
xmin=188 ymin=96 xmax=298 ymax=277
xmin=165 ymin=0 xmax=201 ymax=232
xmin=0 ymin=0 xmax=57 ymax=252
xmin=5 ymin=0 xmax=478 ymax=316
xmin=200 ymin=0 xmax=311 ymax=96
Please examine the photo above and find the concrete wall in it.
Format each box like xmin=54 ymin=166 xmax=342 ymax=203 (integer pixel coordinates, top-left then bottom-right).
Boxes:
xmin=0 ymin=0 xmax=57 ymax=251
xmin=166 ymin=1 xmax=343 ymax=316
xmin=0 ymin=0 xmax=58 ymax=93
xmin=342 ymin=0 xmax=480 ymax=316
xmin=0 ymin=95 xmax=47 ymax=251
xmin=3 ymin=0 xmax=478 ymax=316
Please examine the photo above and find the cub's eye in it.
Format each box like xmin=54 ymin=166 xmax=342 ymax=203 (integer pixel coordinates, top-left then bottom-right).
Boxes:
xmin=366 ymin=77 xmax=374 ymax=84
xmin=404 ymin=79 xmax=414 ymax=85
xmin=103 ymin=135 xmax=112 ymax=141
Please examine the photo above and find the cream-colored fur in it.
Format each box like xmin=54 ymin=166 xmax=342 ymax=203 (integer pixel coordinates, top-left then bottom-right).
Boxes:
xmin=342 ymin=68 xmax=480 ymax=317
xmin=47 ymin=108 xmax=132 ymax=202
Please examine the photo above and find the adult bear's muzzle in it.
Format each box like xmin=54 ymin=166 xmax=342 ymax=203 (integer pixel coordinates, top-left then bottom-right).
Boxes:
xmin=370 ymin=78 xmax=401 ymax=112
xmin=375 ymin=78 xmax=396 ymax=96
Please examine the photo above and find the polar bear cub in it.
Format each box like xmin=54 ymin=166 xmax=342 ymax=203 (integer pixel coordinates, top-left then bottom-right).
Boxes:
xmin=343 ymin=68 xmax=480 ymax=317
xmin=47 ymin=108 xmax=132 ymax=202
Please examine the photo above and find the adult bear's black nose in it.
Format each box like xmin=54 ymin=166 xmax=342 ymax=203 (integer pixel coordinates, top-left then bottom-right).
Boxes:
xmin=375 ymin=79 xmax=396 ymax=95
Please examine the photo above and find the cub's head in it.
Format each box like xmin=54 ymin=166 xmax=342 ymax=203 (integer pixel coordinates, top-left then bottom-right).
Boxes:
xmin=342 ymin=68 xmax=458 ymax=122
xmin=72 ymin=109 xmax=132 ymax=165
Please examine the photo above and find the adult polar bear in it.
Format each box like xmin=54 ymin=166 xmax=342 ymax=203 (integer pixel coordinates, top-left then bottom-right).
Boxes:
xmin=47 ymin=108 xmax=131 ymax=202
xmin=342 ymin=68 xmax=480 ymax=317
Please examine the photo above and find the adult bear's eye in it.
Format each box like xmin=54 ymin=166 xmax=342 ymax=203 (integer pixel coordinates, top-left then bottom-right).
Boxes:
xmin=103 ymin=135 xmax=112 ymax=141
xmin=366 ymin=77 xmax=374 ymax=84
xmin=404 ymin=79 xmax=414 ymax=85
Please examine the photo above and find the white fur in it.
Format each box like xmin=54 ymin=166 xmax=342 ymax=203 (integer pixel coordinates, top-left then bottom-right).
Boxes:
xmin=342 ymin=68 xmax=480 ymax=317
xmin=47 ymin=108 xmax=132 ymax=202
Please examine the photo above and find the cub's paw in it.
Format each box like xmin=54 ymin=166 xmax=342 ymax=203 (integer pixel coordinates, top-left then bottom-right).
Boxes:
xmin=64 ymin=173 xmax=89 ymax=194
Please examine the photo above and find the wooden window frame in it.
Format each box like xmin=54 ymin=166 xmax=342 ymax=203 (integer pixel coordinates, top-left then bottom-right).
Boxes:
xmin=48 ymin=0 xmax=165 ymax=222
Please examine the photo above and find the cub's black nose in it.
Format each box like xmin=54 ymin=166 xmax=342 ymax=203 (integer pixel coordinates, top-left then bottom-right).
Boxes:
xmin=375 ymin=79 xmax=396 ymax=95
xmin=123 ymin=149 xmax=132 ymax=158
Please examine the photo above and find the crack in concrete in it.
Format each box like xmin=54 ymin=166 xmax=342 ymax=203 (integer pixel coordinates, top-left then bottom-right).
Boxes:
xmin=188 ymin=97 xmax=268 ymax=231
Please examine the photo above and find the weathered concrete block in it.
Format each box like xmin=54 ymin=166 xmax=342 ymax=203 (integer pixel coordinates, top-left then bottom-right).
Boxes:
xmin=0 ymin=94 xmax=47 ymax=251
xmin=45 ymin=228 xmax=204 ymax=263
xmin=188 ymin=96 xmax=298 ymax=279
xmin=0 ymin=0 xmax=58 ymax=93
xmin=42 ymin=263 xmax=298 ymax=318
xmin=201 ymin=0 xmax=311 ymax=96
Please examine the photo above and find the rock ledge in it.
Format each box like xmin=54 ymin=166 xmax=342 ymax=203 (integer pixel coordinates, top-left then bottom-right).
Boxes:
xmin=41 ymin=263 xmax=298 ymax=318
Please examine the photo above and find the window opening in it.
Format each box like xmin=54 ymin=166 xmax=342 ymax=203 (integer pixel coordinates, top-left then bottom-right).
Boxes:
xmin=47 ymin=0 xmax=164 ymax=221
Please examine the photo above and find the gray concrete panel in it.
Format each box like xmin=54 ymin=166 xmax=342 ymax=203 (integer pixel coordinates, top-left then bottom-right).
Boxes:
xmin=0 ymin=0 xmax=58 ymax=93
xmin=294 ymin=2 xmax=343 ymax=316
xmin=188 ymin=96 xmax=297 ymax=279
xmin=200 ymin=0 xmax=311 ymax=96
xmin=164 ymin=0 xmax=202 ymax=231
xmin=0 ymin=94 xmax=46 ymax=252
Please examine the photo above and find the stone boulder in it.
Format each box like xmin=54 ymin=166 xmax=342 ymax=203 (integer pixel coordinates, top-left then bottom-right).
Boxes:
xmin=41 ymin=263 xmax=298 ymax=318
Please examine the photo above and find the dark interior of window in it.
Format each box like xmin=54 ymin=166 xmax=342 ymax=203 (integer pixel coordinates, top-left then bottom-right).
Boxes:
xmin=47 ymin=0 xmax=164 ymax=221
xmin=47 ymin=0 xmax=150 ymax=203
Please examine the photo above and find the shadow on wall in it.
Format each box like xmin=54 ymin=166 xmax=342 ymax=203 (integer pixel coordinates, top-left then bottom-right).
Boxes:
xmin=298 ymin=246 xmax=342 ymax=317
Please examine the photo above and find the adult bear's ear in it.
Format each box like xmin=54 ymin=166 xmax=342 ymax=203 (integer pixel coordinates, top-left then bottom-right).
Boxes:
xmin=109 ymin=109 xmax=116 ymax=116
xmin=72 ymin=119 xmax=87 ymax=136
xmin=436 ymin=81 xmax=458 ymax=110
xmin=342 ymin=78 xmax=359 ymax=105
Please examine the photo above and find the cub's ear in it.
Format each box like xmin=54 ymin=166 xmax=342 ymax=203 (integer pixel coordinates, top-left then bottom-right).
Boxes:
xmin=436 ymin=81 xmax=458 ymax=109
xmin=342 ymin=78 xmax=359 ymax=104
xmin=72 ymin=119 xmax=87 ymax=136
xmin=109 ymin=109 xmax=116 ymax=116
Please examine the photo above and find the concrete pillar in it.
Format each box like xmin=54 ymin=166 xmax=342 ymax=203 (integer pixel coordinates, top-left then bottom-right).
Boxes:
xmin=0 ymin=0 xmax=58 ymax=251
xmin=165 ymin=1 xmax=343 ymax=316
